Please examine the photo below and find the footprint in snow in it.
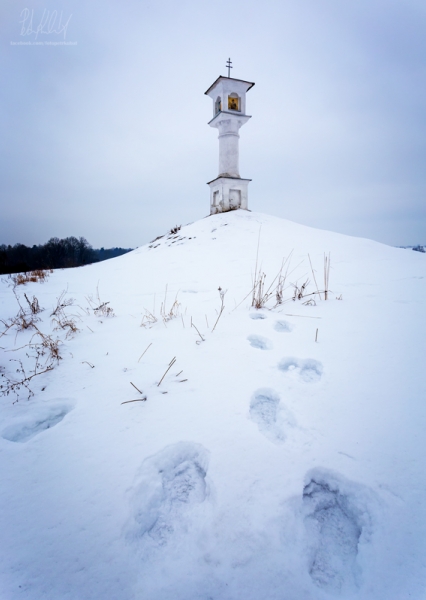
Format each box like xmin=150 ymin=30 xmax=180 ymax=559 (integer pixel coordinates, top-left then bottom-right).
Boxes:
xmin=274 ymin=320 xmax=293 ymax=333
xmin=2 ymin=402 xmax=74 ymax=443
xmin=247 ymin=335 xmax=272 ymax=350
xmin=129 ymin=442 xmax=209 ymax=546
xmin=303 ymin=469 xmax=371 ymax=594
xmin=250 ymin=388 xmax=296 ymax=443
xmin=278 ymin=357 xmax=323 ymax=382
xmin=249 ymin=312 xmax=267 ymax=320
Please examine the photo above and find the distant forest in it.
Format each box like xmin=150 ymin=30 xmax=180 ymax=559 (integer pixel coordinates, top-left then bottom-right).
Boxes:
xmin=0 ymin=236 xmax=133 ymax=275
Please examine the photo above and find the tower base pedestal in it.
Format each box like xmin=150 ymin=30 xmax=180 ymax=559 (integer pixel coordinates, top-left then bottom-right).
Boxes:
xmin=207 ymin=176 xmax=251 ymax=215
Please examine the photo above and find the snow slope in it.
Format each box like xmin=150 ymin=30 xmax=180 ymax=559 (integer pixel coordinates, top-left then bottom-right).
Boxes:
xmin=0 ymin=210 xmax=425 ymax=600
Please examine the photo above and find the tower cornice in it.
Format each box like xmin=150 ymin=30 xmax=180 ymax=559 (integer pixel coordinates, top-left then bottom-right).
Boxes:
xmin=207 ymin=111 xmax=252 ymax=127
xmin=204 ymin=76 xmax=255 ymax=96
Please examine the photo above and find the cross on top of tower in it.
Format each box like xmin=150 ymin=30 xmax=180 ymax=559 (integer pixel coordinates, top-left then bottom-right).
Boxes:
xmin=226 ymin=58 xmax=232 ymax=78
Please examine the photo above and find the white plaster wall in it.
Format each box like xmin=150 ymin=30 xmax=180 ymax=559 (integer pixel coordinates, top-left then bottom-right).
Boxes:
xmin=208 ymin=177 xmax=250 ymax=214
xmin=217 ymin=119 xmax=240 ymax=177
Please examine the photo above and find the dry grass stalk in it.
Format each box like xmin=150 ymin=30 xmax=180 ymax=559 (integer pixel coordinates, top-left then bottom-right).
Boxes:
xmin=158 ymin=357 xmax=176 ymax=386
xmin=292 ymin=278 xmax=310 ymax=301
xmin=160 ymin=285 xmax=180 ymax=323
xmin=161 ymin=299 xmax=180 ymax=322
xmin=86 ymin=284 xmax=115 ymax=318
xmin=24 ymin=293 xmax=42 ymax=315
xmin=121 ymin=398 xmax=146 ymax=405
xmin=191 ymin=321 xmax=205 ymax=343
xmin=130 ymin=381 xmax=143 ymax=394
xmin=141 ymin=310 xmax=157 ymax=328
xmin=236 ymin=249 xmax=295 ymax=311
xmin=252 ymin=272 xmax=272 ymax=309
xmin=212 ymin=287 xmax=226 ymax=332
xmin=141 ymin=287 xmax=180 ymax=327
xmin=308 ymin=254 xmax=321 ymax=300
xmin=324 ymin=253 xmax=331 ymax=300
xmin=251 ymin=226 xmax=271 ymax=309
xmin=138 ymin=343 xmax=152 ymax=362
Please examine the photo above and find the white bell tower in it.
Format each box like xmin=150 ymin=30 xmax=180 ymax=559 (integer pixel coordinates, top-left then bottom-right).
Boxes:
xmin=205 ymin=59 xmax=254 ymax=215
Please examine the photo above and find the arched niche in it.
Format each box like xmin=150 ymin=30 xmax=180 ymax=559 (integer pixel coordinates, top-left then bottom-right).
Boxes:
xmin=228 ymin=93 xmax=240 ymax=111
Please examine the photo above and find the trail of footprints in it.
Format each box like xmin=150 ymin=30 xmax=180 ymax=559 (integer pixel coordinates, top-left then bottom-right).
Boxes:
xmin=127 ymin=311 xmax=370 ymax=593
xmin=128 ymin=447 xmax=368 ymax=594
xmin=247 ymin=312 xmax=323 ymax=440
xmin=245 ymin=312 xmax=368 ymax=592
xmin=1 ymin=310 xmax=369 ymax=592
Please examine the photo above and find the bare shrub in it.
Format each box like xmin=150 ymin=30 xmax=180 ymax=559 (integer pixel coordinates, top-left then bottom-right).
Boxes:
xmin=94 ymin=302 xmax=114 ymax=317
xmin=0 ymin=288 xmax=66 ymax=401
xmin=24 ymin=293 xmax=42 ymax=315
xmin=292 ymin=279 xmax=310 ymax=301
xmin=0 ymin=327 xmax=61 ymax=401
xmin=308 ymin=253 xmax=331 ymax=300
xmin=160 ymin=286 xmax=180 ymax=323
xmin=252 ymin=272 xmax=272 ymax=309
xmin=51 ymin=293 xmax=79 ymax=338
xmin=140 ymin=309 xmax=157 ymax=328
xmin=161 ymin=298 xmax=180 ymax=323
xmin=141 ymin=287 xmax=180 ymax=327
xmin=10 ymin=269 xmax=51 ymax=287
xmin=86 ymin=284 xmax=115 ymax=318
xmin=0 ymin=290 xmax=43 ymax=334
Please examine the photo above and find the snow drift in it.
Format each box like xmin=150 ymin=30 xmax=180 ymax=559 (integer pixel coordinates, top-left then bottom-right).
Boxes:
xmin=0 ymin=210 xmax=425 ymax=599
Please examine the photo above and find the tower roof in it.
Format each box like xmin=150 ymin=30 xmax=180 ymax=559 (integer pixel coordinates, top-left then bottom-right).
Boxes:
xmin=204 ymin=76 xmax=255 ymax=96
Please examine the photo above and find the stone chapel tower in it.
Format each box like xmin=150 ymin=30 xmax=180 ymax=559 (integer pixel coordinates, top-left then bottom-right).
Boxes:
xmin=205 ymin=60 xmax=254 ymax=215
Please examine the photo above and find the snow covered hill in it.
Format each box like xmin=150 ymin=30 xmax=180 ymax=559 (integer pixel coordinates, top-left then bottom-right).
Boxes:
xmin=0 ymin=210 xmax=425 ymax=600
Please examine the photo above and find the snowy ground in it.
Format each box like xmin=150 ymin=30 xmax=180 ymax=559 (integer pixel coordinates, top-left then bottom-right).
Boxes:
xmin=0 ymin=210 xmax=425 ymax=600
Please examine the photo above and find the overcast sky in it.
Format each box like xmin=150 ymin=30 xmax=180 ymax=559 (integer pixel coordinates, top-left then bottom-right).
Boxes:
xmin=1 ymin=0 xmax=425 ymax=248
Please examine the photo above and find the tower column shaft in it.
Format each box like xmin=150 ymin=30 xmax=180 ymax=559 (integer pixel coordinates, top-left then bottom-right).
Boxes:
xmin=218 ymin=128 xmax=240 ymax=178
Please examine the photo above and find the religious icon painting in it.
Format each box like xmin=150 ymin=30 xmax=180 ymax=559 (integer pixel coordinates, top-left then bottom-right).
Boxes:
xmin=228 ymin=96 xmax=239 ymax=110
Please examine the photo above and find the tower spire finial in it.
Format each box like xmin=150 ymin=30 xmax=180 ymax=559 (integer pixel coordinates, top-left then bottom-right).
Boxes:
xmin=226 ymin=58 xmax=233 ymax=78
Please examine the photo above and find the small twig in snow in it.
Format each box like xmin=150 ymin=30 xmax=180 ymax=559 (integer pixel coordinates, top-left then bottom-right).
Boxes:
xmin=191 ymin=322 xmax=204 ymax=342
xmin=158 ymin=357 xmax=176 ymax=386
xmin=138 ymin=343 xmax=152 ymax=363
xmin=130 ymin=381 xmax=143 ymax=394
xmin=121 ymin=398 xmax=146 ymax=405
xmin=212 ymin=287 xmax=226 ymax=332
